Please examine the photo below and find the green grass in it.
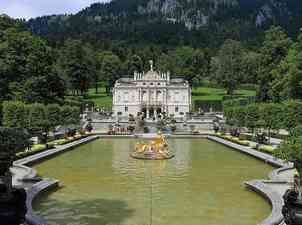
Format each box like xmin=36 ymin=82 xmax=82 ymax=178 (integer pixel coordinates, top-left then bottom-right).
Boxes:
xmin=85 ymin=85 xmax=256 ymax=109
xmin=191 ymin=87 xmax=256 ymax=101
xmin=85 ymin=87 xmax=113 ymax=109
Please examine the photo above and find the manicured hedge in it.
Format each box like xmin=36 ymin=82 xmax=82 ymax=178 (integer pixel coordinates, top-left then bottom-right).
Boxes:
xmin=214 ymin=133 xmax=275 ymax=152
xmin=16 ymin=134 xmax=89 ymax=159
xmin=15 ymin=144 xmax=53 ymax=159
xmin=215 ymin=133 xmax=250 ymax=146
xmin=223 ymin=97 xmax=255 ymax=108
xmin=223 ymin=100 xmax=302 ymax=135
xmin=239 ymin=133 xmax=253 ymax=141
xmin=194 ymin=100 xmax=222 ymax=112
xmin=48 ymin=134 xmax=89 ymax=146
xmin=258 ymin=145 xmax=275 ymax=154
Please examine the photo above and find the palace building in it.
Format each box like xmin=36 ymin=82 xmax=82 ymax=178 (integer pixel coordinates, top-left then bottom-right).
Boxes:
xmin=112 ymin=61 xmax=191 ymax=119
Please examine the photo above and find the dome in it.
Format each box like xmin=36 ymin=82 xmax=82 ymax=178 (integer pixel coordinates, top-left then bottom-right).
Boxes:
xmin=143 ymin=70 xmax=161 ymax=80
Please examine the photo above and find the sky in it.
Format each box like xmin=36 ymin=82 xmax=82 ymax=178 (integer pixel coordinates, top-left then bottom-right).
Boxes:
xmin=0 ymin=0 xmax=110 ymax=20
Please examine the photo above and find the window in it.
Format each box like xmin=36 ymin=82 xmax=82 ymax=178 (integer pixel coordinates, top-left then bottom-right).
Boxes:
xmin=150 ymin=83 xmax=153 ymax=85
xmin=157 ymin=83 xmax=160 ymax=85
xmin=143 ymin=83 xmax=146 ymax=85
xmin=175 ymin=107 xmax=179 ymax=113
xmin=124 ymin=92 xmax=129 ymax=102
xmin=180 ymin=112 xmax=184 ymax=115
xmin=125 ymin=106 xmax=128 ymax=112
xmin=117 ymin=112 xmax=122 ymax=115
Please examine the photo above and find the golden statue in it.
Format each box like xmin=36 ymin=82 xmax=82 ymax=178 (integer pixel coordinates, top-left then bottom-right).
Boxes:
xmin=132 ymin=133 xmax=174 ymax=160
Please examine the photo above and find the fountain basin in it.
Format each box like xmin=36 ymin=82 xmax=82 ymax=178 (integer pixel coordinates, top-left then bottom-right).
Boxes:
xmin=33 ymin=138 xmax=273 ymax=225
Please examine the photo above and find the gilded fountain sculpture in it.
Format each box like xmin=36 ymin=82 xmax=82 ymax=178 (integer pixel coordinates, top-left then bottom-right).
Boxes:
xmin=131 ymin=133 xmax=174 ymax=160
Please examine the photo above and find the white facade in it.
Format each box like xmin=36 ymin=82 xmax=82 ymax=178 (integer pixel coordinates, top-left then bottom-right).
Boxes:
xmin=113 ymin=62 xmax=191 ymax=119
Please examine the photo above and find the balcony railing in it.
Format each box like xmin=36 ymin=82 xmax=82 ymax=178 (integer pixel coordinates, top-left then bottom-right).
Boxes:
xmin=141 ymin=101 xmax=163 ymax=106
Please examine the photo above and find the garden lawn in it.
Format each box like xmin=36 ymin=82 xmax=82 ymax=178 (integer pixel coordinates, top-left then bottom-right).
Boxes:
xmin=85 ymin=87 xmax=113 ymax=109
xmin=192 ymin=87 xmax=256 ymax=101
xmin=85 ymin=85 xmax=256 ymax=110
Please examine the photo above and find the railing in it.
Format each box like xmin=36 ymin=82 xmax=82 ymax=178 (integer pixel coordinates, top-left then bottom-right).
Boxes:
xmin=141 ymin=101 xmax=163 ymax=106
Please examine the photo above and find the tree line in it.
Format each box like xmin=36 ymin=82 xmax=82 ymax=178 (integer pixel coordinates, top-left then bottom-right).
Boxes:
xmin=2 ymin=101 xmax=80 ymax=134
xmin=1 ymin=15 xmax=302 ymax=108
xmin=224 ymin=100 xmax=302 ymax=137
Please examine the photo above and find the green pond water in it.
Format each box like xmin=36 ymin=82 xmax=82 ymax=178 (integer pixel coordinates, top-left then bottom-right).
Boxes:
xmin=33 ymin=138 xmax=273 ymax=225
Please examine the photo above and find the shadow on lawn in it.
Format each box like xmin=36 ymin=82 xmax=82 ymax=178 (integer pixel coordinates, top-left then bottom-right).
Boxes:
xmin=191 ymin=92 xmax=209 ymax=96
xmin=217 ymin=93 xmax=246 ymax=97
xmin=85 ymin=93 xmax=112 ymax=100
xmin=34 ymin=197 xmax=135 ymax=225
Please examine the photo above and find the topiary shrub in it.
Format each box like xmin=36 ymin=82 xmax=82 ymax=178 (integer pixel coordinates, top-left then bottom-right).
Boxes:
xmin=258 ymin=145 xmax=274 ymax=153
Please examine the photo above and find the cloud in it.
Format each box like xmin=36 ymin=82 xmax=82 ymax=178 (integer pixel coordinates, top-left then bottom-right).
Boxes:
xmin=0 ymin=0 xmax=110 ymax=20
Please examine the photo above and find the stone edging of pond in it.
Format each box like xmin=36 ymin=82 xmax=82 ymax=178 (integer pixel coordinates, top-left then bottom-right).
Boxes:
xmin=268 ymin=165 xmax=294 ymax=181
xmin=95 ymin=134 xmax=210 ymax=139
xmin=26 ymin=179 xmax=59 ymax=225
xmin=245 ymin=180 xmax=284 ymax=225
xmin=207 ymin=135 xmax=294 ymax=225
xmin=15 ymin=135 xmax=99 ymax=166
xmin=15 ymin=134 xmax=293 ymax=225
xmin=13 ymin=135 xmax=99 ymax=225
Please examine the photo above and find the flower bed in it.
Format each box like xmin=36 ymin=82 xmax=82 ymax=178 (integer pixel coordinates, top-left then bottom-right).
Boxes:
xmin=16 ymin=143 xmax=54 ymax=160
xmin=16 ymin=133 xmax=90 ymax=160
xmin=258 ymin=145 xmax=275 ymax=154
xmin=215 ymin=133 xmax=250 ymax=146
xmin=214 ymin=133 xmax=275 ymax=153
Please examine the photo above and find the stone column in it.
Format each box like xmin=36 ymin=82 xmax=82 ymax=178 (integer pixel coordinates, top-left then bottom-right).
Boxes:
xmin=147 ymin=89 xmax=150 ymax=105
xmin=165 ymin=89 xmax=168 ymax=115
xmin=146 ymin=107 xmax=149 ymax=119
xmin=154 ymin=90 xmax=157 ymax=104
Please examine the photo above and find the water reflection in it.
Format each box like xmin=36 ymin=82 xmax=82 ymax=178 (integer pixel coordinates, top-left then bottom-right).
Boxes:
xmin=111 ymin=138 xmax=191 ymax=177
xmin=34 ymin=139 xmax=273 ymax=225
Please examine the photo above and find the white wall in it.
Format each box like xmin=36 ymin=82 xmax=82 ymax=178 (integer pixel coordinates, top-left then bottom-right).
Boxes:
xmin=113 ymin=85 xmax=191 ymax=117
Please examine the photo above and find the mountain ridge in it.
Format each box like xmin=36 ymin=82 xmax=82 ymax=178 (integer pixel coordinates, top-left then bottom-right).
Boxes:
xmin=27 ymin=0 xmax=302 ymax=48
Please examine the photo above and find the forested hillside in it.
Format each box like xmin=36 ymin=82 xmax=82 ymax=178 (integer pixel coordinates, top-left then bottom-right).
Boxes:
xmin=27 ymin=0 xmax=302 ymax=48
xmin=1 ymin=0 xmax=302 ymax=111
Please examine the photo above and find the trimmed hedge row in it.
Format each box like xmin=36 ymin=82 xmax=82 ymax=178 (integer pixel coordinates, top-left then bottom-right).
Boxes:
xmin=48 ymin=134 xmax=89 ymax=146
xmin=194 ymin=100 xmax=222 ymax=112
xmin=258 ymin=145 xmax=275 ymax=154
xmin=15 ymin=134 xmax=90 ymax=159
xmin=224 ymin=100 xmax=302 ymax=134
xmin=214 ymin=133 xmax=275 ymax=154
xmin=2 ymin=101 xmax=80 ymax=130
xmin=215 ymin=133 xmax=250 ymax=146
xmin=223 ymin=97 xmax=255 ymax=108
xmin=15 ymin=143 xmax=54 ymax=160
xmin=194 ymin=96 xmax=255 ymax=113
